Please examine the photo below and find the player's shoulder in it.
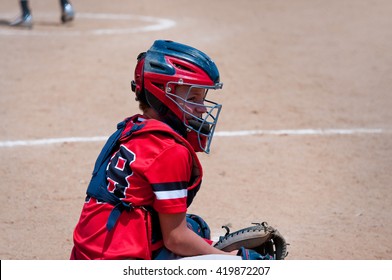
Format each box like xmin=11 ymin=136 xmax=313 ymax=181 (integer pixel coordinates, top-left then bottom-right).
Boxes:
xmin=121 ymin=117 xmax=191 ymax=159
xmin=122 ymin=116 xmax=178 ymax=138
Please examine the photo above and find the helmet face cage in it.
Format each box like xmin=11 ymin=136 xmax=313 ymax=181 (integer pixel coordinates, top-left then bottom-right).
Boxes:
xmin=165 ymin=81 xmax=223 ymax=154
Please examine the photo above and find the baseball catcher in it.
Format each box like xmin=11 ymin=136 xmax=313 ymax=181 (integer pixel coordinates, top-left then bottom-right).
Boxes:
xmin=70 ymin=39 xmax=287 ymax=260
xmin=214 ymin=222 xmax=288 ymax=260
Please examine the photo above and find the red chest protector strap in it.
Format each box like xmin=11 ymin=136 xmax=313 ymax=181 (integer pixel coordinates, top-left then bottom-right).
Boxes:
xmin=86 ymin=117 xmax=203 ymax=231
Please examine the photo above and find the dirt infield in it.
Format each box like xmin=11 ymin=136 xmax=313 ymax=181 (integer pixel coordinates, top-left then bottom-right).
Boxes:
xmin=1 ymin=0 xmax=391 ymax=260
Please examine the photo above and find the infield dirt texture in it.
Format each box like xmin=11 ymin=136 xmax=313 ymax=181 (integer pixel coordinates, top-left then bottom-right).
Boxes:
xmin=1 ymin=0 xmax=391 ymax=259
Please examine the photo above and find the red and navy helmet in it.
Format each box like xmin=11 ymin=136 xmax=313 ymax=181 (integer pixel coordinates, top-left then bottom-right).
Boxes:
xmin=131 ymin=40 xmax=223 ymax=153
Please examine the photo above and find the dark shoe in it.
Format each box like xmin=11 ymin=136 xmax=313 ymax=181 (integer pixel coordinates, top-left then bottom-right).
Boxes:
xmin=61 ymin=3 xmax=75 ymax=23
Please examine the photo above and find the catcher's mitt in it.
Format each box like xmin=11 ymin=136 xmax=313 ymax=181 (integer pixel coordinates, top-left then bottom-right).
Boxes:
xmin=214 ymin=222 xmax=288 ymax=260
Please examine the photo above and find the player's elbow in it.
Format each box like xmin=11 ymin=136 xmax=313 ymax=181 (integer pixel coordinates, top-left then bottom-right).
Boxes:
xmin=162 ymin=234 xmax=183 ymax=254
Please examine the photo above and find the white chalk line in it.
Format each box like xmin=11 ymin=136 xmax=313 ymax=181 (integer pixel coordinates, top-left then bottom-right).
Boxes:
xmin=0 ymin=128 xmax=388 ymax=148
xmin=0 ymin=13 xmax=176 ymax=36
xmin=215 ymin=128 xmax=386 ymax=137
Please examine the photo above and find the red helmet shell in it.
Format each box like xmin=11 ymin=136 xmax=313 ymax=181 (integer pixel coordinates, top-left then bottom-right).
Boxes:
xmin=131 ymin=40 xmax=223 ymax=153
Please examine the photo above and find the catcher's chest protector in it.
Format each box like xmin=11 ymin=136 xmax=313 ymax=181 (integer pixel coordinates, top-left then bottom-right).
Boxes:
xmin=86 ymin=116 xmax=203 ymax=231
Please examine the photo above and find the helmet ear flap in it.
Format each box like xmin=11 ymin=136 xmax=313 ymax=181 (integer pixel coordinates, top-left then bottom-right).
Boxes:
xmin=131 ymin=52 xmax=147 ymax=103
xmin=132 ymin=51 xmax=171 ymax=117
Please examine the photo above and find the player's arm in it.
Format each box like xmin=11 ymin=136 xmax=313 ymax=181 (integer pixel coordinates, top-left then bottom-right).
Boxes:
xmin=158 ymin=212 xmax=236 ymax=257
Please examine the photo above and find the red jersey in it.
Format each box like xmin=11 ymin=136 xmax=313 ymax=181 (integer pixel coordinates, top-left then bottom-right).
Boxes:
xmin=71 ymin=115 xmax=203 ymax=259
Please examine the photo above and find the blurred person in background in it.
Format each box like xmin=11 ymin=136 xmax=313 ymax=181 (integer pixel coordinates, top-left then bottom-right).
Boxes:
xmin=10 ymin=0 xmax=75 ymax=28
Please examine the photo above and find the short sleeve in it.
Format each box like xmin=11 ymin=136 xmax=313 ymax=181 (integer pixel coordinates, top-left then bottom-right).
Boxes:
xmin=144 ymin=144 xmax=193 ymax=214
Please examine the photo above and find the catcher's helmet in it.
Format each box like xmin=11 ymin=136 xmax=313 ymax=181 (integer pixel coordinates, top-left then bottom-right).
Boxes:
xmin=131 ymin=40 xmax=223 ymax=153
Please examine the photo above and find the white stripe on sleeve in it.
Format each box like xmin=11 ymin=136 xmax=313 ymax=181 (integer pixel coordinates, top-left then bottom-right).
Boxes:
xmin=154 ymin=189 xmax=188 ymax=200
